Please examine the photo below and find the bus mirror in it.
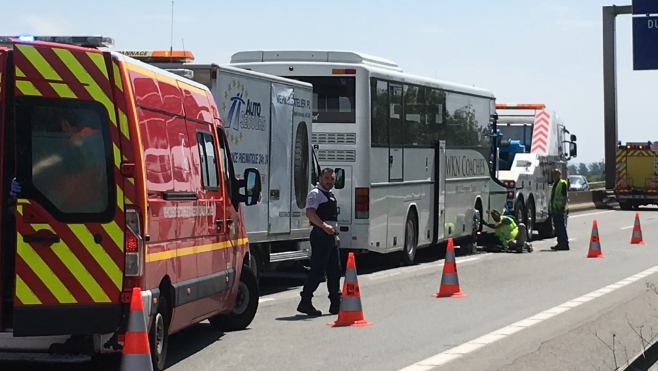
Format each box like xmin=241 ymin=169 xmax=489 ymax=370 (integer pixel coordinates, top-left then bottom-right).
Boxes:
xmin=334 ymin=168 xmax=345 ymax=190
xmin=242 ymin=168 xmax=262 ymax=206
xmin=569 ymin=142 xmax=577 ymax=158
xmin=570 ymin=134 xmax=577 ymax=142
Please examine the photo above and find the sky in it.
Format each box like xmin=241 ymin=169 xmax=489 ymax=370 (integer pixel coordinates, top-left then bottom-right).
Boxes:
xmin=1 ymin=0 xmax=656 ymax=164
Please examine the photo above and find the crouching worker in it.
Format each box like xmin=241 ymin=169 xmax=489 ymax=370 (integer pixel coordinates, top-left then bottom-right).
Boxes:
xmin=483 ymin=209 xmax=533 ymax=253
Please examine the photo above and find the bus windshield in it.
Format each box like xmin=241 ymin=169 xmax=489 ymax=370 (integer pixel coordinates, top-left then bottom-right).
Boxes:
xmin=292 ymin=76 xmax=356 ymax=124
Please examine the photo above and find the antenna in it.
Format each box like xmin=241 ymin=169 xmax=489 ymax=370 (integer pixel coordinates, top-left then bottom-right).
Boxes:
xmin=182 ymin=38 xmax=185 ymax=53
xmin=170 ymin=0 xmax=174 ymax=63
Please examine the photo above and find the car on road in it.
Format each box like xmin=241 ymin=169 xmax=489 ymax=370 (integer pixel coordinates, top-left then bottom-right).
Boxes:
xmin=569 ymin=175 xmax=589 ymax=191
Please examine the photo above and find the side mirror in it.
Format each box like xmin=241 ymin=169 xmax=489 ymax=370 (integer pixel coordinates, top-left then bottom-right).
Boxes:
xmin=334 ymin=168 xmax=345 ymax=190
xmin=570 ymin=134 xmax=577 ymax=142
xmin=569 ymin=142 xmax=577 ymax=158
xmin=241 ymin=168 xmax=262 ymax=206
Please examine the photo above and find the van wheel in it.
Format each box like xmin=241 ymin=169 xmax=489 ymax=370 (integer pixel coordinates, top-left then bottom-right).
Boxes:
xmin=149 ymin=296 xmax=170 ymax=371
xmin=401 ymin=212 xmax=418 ymax=265
xmin=209 ymin=265 xmax=259 ymax=332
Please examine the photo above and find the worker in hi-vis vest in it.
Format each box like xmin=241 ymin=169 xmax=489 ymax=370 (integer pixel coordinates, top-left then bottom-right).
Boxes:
xmin=484 ymin=209 xmax=533 ymax=253
xmin=549 ymin=168 xmax=570 ymax=250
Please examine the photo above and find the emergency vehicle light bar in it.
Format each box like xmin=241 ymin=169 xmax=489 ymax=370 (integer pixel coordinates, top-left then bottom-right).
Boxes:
xmin=116 ymin=50 xmax=195 ymax=63
xmin=619 ymin=141 xmax=653 ymax=150
xmin=0 ymin=35 xmax=114 ymax=48
xmin=495 ymin=103 xmax=546 ymax=110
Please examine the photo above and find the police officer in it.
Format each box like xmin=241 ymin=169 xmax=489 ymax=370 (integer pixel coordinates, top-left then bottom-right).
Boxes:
xmin=297 ymin=168 xmax=342 ymax=316
xmin=484 ymin=209 xmax=533 ymax=253
xmin=549 ymin=168 xmax=569 ymax=250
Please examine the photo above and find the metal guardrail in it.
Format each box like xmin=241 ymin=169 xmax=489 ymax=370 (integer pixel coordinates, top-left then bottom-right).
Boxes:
xmin=589 ymin=181 xmax=606 ymax=190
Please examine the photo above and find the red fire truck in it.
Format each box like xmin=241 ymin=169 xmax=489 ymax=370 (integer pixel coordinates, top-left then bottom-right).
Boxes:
xmin=0 ymin=35 xmax=261 ymax=371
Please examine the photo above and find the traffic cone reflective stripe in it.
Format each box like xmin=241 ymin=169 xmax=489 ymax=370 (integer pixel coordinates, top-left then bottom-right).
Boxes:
xmin=433 ymin=238 xmax=467 ymax=298
xmin=586 ymin=220 xmax=605 ymax=258
xmin=120 ymin=287 xmax=153 ymax=371
xmin=630 ymin=213 xmax=645 ymax=245
xmin=328 ymin=252 xmax=373 ymax=327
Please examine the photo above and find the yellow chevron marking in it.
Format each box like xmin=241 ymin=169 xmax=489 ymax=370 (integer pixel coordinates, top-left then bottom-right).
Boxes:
xmin=113 ymin=62 xmax=123 ymax=91
xmin=16 ymin=44 xmax=63 ymax=81
xmin=86 ymin=52 xmax=109 ymax=79
xmin=50 ymin=82 xmax=77 ymax=99
xmin=68 ymin=224 xmax=122 ymax=290
xmin=17 ymin=233 xmax=77 ymax=304
xmin=117 ymin=185 xmax=125 ymax=212
xmin=102 ymin=221 xmax=124 ymax=253
xmin=52 ymin=48 xmax=117 ymax=127
xmin=113 ymin=143 xmax=121 ymax=170
xmin=15 ymin=275 xmax=42 ymax=305
xmin=15 ymin=80 xmax=42 ymax=96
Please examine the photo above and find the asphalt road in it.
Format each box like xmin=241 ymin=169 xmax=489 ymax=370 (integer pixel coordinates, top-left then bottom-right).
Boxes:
xmin=4 ymin=208 xmax=658 ymax=371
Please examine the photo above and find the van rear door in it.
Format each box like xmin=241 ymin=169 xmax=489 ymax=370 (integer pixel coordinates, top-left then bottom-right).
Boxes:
xmin=0 ymin=46 xmax=10 ymax=330
xmin=11 ymin=39 xmax=125 ymax=336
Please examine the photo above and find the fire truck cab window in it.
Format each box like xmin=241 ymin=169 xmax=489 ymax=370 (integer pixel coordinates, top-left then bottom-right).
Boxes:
xmin=16 ymin=98 xmax=113 ymax=221
xmin=197 ymin=131 xmax=220 ymax=190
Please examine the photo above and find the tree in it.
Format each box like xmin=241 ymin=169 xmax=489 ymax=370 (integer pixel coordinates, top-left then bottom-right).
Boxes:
xmin=578 ymin=163 xmax=589 ymax=176
xmin=568 ymin=164 xmax=578 ymax=176
xmin=589 ymin=162 xmax=601 ymax=175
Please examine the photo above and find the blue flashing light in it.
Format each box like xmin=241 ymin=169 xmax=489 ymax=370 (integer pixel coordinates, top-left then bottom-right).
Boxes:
xmin=618 ymin=140 xmax=622 ymax=145
xmin=17 ymin=35 xmax=35 ymax=42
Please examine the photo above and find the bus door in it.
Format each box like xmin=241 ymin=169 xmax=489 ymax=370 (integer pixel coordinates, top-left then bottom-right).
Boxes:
xmin=268 ymin=83 xmax=293 ymax=234
xmin=11 ymin=40 xmax=125 ymax=336
xmin=388 ymin=84 xmax=403 ymax=181
xmin=436 ymin=141 xmax=447 ymax=241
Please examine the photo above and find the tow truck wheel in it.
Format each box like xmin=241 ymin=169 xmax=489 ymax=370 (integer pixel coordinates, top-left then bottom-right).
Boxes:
xmin=209 ymin=265 xmax=259 ymax=332
xmin=149 ymin=296 xmax=170 ymax=371
xmin=401 ymin=212 xmax=418 ymax=265
xmin=514 ymin=200 xmax=526 ymax=228
xmin=526 ymin=201 xmax=535 ymax=241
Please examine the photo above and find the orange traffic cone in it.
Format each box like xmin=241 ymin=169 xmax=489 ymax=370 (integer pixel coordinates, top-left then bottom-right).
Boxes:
xmin=630 ymin=213 xmax=646 ymax=245
xmin=328 ymin=252 xmax=373 ymax=327
xmin=586 ymin=220 xmax=605 ymax=258
xmin=433 ymin=238 xmax=467 ymax=298
xmin=120 ymin=287 xmax=153 ymax=371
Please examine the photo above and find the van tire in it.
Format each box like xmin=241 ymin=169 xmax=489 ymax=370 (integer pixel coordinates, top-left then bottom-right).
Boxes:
xmin=209 ymin=265 xmax=259 ymax=332
xmin=149 ymin=296 xmax=170 ymax=371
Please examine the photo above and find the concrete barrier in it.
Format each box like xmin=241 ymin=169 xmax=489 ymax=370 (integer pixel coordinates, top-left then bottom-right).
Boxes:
xmin=568 ymin=190 xmax=616 ymax=212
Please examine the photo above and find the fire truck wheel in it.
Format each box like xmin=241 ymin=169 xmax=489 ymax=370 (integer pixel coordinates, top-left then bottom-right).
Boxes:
xmin=149 ymin=296 xmax=170 ymax=371
xmin=619 ymin=201 xmax=632 ymax=210
xmin=210 ymin=265 xmax=259 ymax=332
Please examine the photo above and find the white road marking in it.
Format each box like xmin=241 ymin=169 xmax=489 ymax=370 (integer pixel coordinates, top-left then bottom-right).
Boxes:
xmin=258 ymin=298 xmax=275 ymax=303
xmin=620 ymin=225 xmax=634 ymax=230
xmin=571 ymin=210 xmax=615 ymax=218
xmin=397 ymin=265 xmax=658 ymax=371
xmin=367 ymin=257 xmax=481 ymax=280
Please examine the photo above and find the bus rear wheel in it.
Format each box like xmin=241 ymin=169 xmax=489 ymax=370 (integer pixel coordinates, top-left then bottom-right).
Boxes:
xmin=401 ymin=213 xmax=418 ymax=266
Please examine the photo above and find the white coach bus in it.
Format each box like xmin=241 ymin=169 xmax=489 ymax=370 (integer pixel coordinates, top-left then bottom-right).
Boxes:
xmin=230 ymin=51 xmax=507 ymax=263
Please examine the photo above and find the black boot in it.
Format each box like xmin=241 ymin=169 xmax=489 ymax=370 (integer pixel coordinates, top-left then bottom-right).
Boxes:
xmin=329 ymin=295 xmax=341 ymax=315
xmin=297 ymin=297 xmax=321 ymax=316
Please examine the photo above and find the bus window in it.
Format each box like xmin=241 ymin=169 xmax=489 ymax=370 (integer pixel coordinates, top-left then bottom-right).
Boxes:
xmin=292 ymin=76 xmax=355 ymax=124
